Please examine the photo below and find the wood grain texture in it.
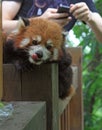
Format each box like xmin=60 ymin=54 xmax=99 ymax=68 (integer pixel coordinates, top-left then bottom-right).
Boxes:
xmin=0 ymin=102 xmax=46 ymax=130
xmin=21 ymin=64 xmax=59 ymax=130
xmin=66 ymin=47 xmax=83 ymax=130
xmin=3 ymin=64 xmax=21 ymax=101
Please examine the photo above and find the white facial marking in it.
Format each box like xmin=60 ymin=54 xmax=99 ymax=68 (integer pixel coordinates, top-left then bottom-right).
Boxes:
xmin=37 ymin=35 xmax=42 ymax=42
xmin=32 ymin=35 xmax=42 ymax=42
xmin=47 ymin=39 xmax=53 ymax=44
xmin=20 ymin=38 xmax=30 ymax=47
xmin=41 ymin=46 xmax=51 ymax=60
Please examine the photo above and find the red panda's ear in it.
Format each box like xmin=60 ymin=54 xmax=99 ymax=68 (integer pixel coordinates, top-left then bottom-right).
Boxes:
xmin=13 ymin=17 xmax=30 ymax=34
xmin=21 ymin=17 xmax=30 ymax=26
xmin=17 ymin=17 xmax=30 ymax=31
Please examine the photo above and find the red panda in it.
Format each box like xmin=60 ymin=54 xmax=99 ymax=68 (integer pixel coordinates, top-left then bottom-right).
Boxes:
xmin=3 ymin=17 xmax=74 ymax=99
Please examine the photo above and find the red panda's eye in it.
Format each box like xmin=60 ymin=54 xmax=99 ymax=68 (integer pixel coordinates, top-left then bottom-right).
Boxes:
xmin=46 ymin=42 xmax=53 ymax=50
xmin=32 ymin=40 xmax=38 ymax=45
xmin=46 ymin=44 xmax=53 ymax=50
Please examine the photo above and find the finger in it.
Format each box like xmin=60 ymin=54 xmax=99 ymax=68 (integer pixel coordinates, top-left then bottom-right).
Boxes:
xmin=70 ymin=4 xmax=79 ymax=14
xmin=51 ymin=13 xmax=69 ymax=19
xmin=75 ymin=11 xmax=89 ymax=21
xmin=46 ymin=8 xmax=58 ymax=13
xmin=54 ymin=17 xmax=72 ymax=27
xmin=70 ymin=2 xmax=87 ymax=14
xmin=73 ymin=7 xmax=87 ymax=17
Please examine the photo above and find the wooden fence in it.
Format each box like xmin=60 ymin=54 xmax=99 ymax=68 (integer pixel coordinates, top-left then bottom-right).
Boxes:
xmin=2 ymin=47 xmax=83 ymax=130
xmin=60 ymin=47 xmax=83 ymax=130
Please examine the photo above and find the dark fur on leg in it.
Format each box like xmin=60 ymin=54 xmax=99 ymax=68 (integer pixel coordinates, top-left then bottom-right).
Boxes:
xmin=59 ymin=48 xmax=74 ymax=99
xmin=3 ymin=39 xmax=35 ymax=71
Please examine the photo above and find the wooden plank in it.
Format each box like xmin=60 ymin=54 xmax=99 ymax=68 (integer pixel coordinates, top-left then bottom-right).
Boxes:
xmin=67 ymin=47 xmax=84 ymax=130
xmin=60 ymin=47 xmax=83 ymax=130
xmin=64 ymin=109 xmax=67 ymax=130
xmin=60 ymin=105 xmax=70 ymax=130
xmin=0 ymin=0 xmax=3 ymax=99
xmin=61 ymin=113 xmax=65 ymax=130
xmin=0 ymin=102 xmax=46 ymax=130
xmin=3 ymin=64 xmax=21 ymax=101
xmin=66 ymin=47 xmax=82 ymax=66
xmin=21 ymin=64 xmax=59 ymax=130
xmin=51 ymin=64 xmax=59 ymax=130
xmin=67 ymin=105 xmax=70 ymax=130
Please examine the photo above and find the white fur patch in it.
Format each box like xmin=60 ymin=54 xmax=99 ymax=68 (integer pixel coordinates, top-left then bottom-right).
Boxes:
xmin=32 ymin=35 xmax=42 ymax=42
xmin=46 ymin=39 xmax=54 ymax=48
xmin=47 ymin=39 xmax=53 ymax=44
xmin=20 ymin=38 xmax=30 ymax=47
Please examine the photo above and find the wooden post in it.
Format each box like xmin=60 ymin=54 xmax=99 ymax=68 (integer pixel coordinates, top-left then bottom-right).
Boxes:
xmin=3 ymin=64 xmax=59 ymax=130
xmin=21 ymin=64 xmax=59 ymax=130
xmin=59 ymin=47 xmax=83 ymax=130
xmin=67 ymin=47 xmax=84 ymax=130
xmin=0 ymin=0 xmax=3 ymax=99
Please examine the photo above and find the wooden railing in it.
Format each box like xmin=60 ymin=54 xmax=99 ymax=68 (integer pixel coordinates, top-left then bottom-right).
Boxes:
xmin=2 ymin=47 xmax=83 ymax=130
xmin=60 ymin=47 xmax=83 ymax=130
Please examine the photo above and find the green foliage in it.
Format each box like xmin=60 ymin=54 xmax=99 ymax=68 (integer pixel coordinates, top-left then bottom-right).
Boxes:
xmin=0 ymin=102 xmax=4 ymax=108
xmin=95 ymin=0 xmax=102 ymax=15
xmin=70 ymin=0 xmax=102 ymax=129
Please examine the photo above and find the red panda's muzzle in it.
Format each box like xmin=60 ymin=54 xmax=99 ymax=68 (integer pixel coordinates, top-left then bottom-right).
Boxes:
xmin=32 ymin=50 xmax=43 ymax=61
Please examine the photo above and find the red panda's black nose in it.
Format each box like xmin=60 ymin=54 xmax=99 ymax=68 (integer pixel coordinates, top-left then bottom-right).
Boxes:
xmin=36 ymin=51 xmax=43 ymax=58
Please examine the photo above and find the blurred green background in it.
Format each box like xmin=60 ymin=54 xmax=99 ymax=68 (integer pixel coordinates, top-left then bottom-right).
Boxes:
xmin=66 ymin=0 xmax=102 ymax=129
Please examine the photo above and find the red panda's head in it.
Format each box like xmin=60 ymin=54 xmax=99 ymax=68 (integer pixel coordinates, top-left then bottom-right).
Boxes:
xmin=9 ymin=17 xmax=64 ymax=65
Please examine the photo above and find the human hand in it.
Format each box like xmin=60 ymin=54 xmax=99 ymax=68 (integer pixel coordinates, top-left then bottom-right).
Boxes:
xmin=40 ymin=8 xmax=72 ymax=27
xmin=70 ymin=2 xmax=93 ymax=22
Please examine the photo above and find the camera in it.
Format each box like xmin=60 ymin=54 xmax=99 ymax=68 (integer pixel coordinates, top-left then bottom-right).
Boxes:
xmin=57 ymin=4 xmax=70 ymax=14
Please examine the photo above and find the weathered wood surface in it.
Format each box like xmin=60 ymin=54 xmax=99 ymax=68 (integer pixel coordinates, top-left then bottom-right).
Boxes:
xmin=0 ymin=102 xmax=46 ymax=130
xmin=3 ymin=63 xmax=59 ymax=130
xmin=3 ymin=47 xmax=83 ymax=130
xmin=60 ymin=47 xmax=83 ymax=130
xmin=3 ymin=65 xmax=78 ymax=130
xmin=3 ymin=64 xmax=21 ymax=100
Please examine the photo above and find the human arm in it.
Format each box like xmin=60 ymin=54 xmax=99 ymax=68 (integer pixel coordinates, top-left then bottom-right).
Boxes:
xmin=70 ymin=2 xmax=102 ymax=43
xmin=86 ymin=12 xmax=102 ymax=43
xmin=2 ymin=1 xmax=22 ymax=34
xmin=2 ymin=1 xmax=72 ymax=34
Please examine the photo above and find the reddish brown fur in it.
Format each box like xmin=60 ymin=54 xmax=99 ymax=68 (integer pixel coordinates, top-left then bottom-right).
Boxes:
xmin=14 ymin=18 xmax=63 ymax=49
